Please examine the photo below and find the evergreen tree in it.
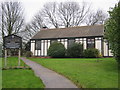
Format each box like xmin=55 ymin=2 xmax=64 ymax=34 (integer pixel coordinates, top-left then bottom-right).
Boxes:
xmin=105 ymin=1 xmax=120 ymax=64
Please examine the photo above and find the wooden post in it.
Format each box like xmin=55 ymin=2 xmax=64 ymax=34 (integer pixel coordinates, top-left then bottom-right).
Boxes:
xmin=18 ymin=48 xmax=21 ymax=66
xmin=4 ymin=49 xmax=7 ymax=67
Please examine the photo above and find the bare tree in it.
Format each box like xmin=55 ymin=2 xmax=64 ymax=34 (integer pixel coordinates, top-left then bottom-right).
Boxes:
xmin=85 ymin=9 xmax=108 ymax=25
xmin=23 ymin=11 xmax=44 ymax=42
xmin=41 ymin=2 xmax=59 ymax=28
xmin=23 ymin=2 xmax=59 ymax=43
xmin=24 ymin=2 xmax=59 ymax=42
xmin=58 ymin=2 xmax=90 ymax=27
xmin=23 ymin=1 xmax=91 ymax=43
xmin=40 ymin=2 xmax=91 ymax=28
xmin=0 ymin=2 xmax=25 ymax=41
xmin=24 ymin=2 xmax=107 ymax=43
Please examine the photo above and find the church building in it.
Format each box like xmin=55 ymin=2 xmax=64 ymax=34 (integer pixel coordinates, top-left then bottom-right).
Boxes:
xmin=30 ymin=25 xmax=113 ymax=57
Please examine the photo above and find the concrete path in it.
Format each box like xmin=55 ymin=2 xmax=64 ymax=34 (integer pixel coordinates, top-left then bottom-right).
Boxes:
xmin=21 ymin=57 xmax=78 ymax=88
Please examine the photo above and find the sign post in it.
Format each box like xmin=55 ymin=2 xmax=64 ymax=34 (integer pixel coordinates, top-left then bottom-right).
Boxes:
xmin=4 ymin=48 xmax=7 ymax=67
xmin=3 ymin=34 xmax=22 ymax=67
xmin=18 ymin=48 xmax=21 ymax=66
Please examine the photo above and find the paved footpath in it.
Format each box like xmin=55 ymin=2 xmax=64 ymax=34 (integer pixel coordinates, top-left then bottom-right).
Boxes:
xmin=21 ymin=57 xmax=78 ymax=88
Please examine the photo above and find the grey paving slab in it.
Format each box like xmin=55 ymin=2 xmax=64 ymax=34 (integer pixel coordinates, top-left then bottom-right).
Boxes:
xmin=21 ymin=57 xmax=78 ymax=88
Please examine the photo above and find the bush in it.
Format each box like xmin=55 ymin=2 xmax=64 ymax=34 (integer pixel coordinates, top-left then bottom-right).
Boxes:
xmin=47 ymin=42 xmax=66 ymax=58
xmin=83 ymin=48 xmax=100 ymax=58
xmin=25 ymin=51 xmax=33 ymax=57
xmin=66 ymin=43 xmax=83 ymax=58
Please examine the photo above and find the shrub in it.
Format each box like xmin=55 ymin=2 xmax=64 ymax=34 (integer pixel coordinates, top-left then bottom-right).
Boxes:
xmin=25 ymin=51 xmax=33 ymax=57
xmin=66 ymin=43 xmax=83 ymax=58
xmin=83 ymin=48 xmax=100 ymax=58
xmin=47 ymin=42 xmax=66 ymax=58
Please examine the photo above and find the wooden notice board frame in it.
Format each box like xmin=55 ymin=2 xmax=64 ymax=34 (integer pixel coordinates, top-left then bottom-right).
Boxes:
xmin=3 ymin=34 xmax=22 ymax=67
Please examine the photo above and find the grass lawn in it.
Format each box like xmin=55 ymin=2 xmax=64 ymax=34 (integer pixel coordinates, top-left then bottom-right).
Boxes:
xmin=3 ymin=69 xmax=44 ymax=88
xmin=2 ymin=57 xmax=26 ymax=68
xmin=29 ymin=58 xmax=118 ymax=88
xmin=2 ymin=57 xmax=44 ymax=88
xmin=0 ymin=58 xmax=2 ymax=89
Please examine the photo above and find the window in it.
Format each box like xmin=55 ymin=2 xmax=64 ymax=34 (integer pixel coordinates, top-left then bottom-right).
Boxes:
xmin=87 ymin=38 xmax=95 ymax=48
xmin=35 ymin=40 xmax=41 ymax=50
xmin=68 ymin=39 xmax=75 ymax=47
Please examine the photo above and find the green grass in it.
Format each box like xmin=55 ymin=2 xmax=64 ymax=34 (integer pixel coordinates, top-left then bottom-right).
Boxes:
xmin=2 ymin=57 xmax=45 ymax=88
xmin=0 ymin=58 xmax=2 ymax=89
xmin=29 ymin=57 xmax=118 ymax=88
xmin=3 ymin=69 xmax=44 ymax=88
xmin=2 ymin=57 xmax=26 ymax=68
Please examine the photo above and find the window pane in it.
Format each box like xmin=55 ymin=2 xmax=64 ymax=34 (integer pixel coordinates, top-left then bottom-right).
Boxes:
xmin=35 ymin=40 xmax=41 ymax=50
xmin=87 ymin=38 xmax=95 ymax=48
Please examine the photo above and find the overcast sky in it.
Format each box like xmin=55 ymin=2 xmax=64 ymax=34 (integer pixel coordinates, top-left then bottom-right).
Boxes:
xmin=0 ymin=0 xmax=118 ymax=23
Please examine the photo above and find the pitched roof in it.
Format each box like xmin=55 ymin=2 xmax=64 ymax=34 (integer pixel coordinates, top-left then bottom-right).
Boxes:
xmin=31 ymin=25 xmax=104 ymax=39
